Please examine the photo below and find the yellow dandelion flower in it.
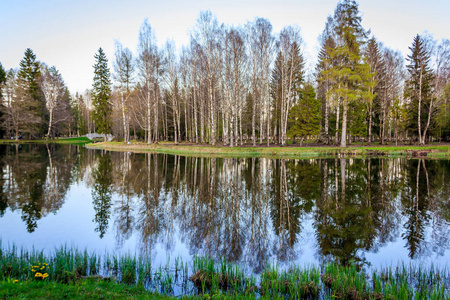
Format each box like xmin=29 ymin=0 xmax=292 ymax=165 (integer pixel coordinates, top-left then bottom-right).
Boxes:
xmin=42 ymin=273 xmax=49 ymax=279
xmin=14 ymin=279 xmax=19 ymax=283
xmin=35 ymin=272 xmax=42 ymax=277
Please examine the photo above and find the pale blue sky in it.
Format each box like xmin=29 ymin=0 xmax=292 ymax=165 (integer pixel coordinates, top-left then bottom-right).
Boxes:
xmin=1 ymin=0 xmax=449 ymax=93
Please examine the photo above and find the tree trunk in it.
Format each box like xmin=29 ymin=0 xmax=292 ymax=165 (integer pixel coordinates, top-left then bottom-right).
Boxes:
xmin=209 ymin=82 xmax=216 ymax=146
xmin=15 ymin=126 xmax=19 ymax=141
xmin=266 ymin=89 xmax=270 ymax=147
xmin=46 ymin=111 xmax=53 ymax=141
xmin=418 ymin=68 xmax=423 ymax=145
xmin=368 ymin=95 xmax=373 ymax=145
xmin=173 ymin=105 xmax=177 ymax=144
xmin=252 ymin=90 xmax=256 ymax=147
xmin=230 ymin=113 xmax=234 ymax=148
xmin=193 ymin=85 xmax=198 ymax=144
xmin=324 ymin=90 xmax=329 ymax=144
xmin=239 ymin=108 xmax=243 ymax=145
xmin=153 ymin=80 xmax=159 ymax=144
xmin=121 ymin=92 xmax=128 ymax=143
xmin=340 ymin=100 xmax=348 ymax=148
xmin=259 ymin=110 xmax=264 ymax=145
xmin=335 ymin=99 xmax=340 ymax=146
xmin=422 ymin=98 xmax=433 ymax=145
xmin=200 ymin=92 xmax=205 ymax=144
xmin=183 ymin=92 xmax=187 ymax=143
xmin=147 ymin=80 xmax=152 ymax=145
xmin=395 ymin=121 xmax=398 ymax=146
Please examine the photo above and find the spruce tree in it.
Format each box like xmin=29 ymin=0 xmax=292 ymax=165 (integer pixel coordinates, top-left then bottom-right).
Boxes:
xmin=327 ymin=0 xmax=369 ymax=147
xmin=287 ymin=84 xmax=322 ymax=146
xmin=18 ymin=49 xmax=41 ymax=101
xmin=316 ymin=21 xmax=336 ymax=144
xmin=0 ymin=62 xmax=6 ymax=99
xmin=17 ymin=48 xmax=43 ymax=138
xmin=364 ymin=38 xmax=383 ymax=144
xmin=92 ymin=48 xmax=112 ymax=140
xmin=405 ymin=34 xmax=434 ymax=145
xmin=0 ymin=62 xmax=6 ymax=138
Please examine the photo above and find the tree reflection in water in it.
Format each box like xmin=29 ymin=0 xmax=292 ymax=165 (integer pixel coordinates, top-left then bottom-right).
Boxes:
xmin=0 ymin=145 xmax=449 ymax=271
xmin=92 ymin=151 xmax=113 ymax=238
xmin=1 ymin=144 xmax=78 ymax=232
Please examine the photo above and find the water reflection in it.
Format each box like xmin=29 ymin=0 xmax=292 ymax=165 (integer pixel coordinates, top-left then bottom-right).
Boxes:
xmin=1 ymin=144 xmax=77 ymax=232
xmin=0 ymin=145 xmax=449 ymax=271
xmin=92 ymin=152 xmax=113 ymax=238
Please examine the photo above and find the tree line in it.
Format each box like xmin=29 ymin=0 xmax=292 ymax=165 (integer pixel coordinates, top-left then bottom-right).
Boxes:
xmin=1 ymin=0 xmax=449 ymax=146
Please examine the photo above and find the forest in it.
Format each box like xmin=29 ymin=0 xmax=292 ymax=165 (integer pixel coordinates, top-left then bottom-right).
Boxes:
xmin=0 ymin=0 xmax=449 ymax=147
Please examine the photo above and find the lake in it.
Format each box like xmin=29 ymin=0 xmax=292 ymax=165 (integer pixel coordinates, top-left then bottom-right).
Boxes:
xmin=0 ymin=144 xmax=449 ymax=274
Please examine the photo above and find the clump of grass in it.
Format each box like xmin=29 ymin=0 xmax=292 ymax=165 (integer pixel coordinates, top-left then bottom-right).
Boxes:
xmin=321 ymin=263 xmax=370 ymax=299
xmin=373 ymin=263 xmax=450 ymax=300
xmin=260 ymin=263 xmax=320 ymax=299
xmin=120 ymin=255 xmax=137 ymax=285
xmin=189 ymin=256 xmax=251 ymax=297
xmin=137 ymin=256 xmax=152 ymax=287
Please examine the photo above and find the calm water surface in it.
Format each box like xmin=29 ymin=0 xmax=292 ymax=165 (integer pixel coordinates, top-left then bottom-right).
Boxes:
xmin=0 ymin=144 xmax=449 ymax=273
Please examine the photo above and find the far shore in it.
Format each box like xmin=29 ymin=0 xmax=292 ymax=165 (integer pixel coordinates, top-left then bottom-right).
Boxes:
xmin=1 ymin=138 xmax=448 ymax=158
xmin=0 ymin=137 xmax=91 ymax=144
xmin=84 ymin=141 xmax=450 ymax=158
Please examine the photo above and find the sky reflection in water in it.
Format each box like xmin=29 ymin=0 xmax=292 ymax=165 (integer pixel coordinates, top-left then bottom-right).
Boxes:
xmin=0 ymin=144 xmax=449 ymax=273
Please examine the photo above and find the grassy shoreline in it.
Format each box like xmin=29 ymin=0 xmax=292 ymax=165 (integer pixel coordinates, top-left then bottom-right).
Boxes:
xmin=0 ymin=280 xmax=175 ymax=300
xmin=0 ymin=137 xmax=92 ymax=145
xmin=1 ymin=138 xmax=449 ymax=158
xmin=86 ymin=141 xmax=450 ymax=159
xmin=1 ymin=244 xmax=449 ymax=299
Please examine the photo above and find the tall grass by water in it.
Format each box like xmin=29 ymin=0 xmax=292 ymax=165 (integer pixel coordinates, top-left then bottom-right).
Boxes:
xmin=1 ymin=242 xmax=449 ymax=299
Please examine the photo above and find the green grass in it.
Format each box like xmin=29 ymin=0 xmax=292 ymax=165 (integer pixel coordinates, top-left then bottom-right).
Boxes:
xmin=0 ymin=136 xmax=92 ymax=144
xmin=0 ymin=279 xmax=174 ymax=300
xmin=86 ymin=141 xmax=450 ymax=159
xmin=1 ymin=243 xmax=449 ymax=299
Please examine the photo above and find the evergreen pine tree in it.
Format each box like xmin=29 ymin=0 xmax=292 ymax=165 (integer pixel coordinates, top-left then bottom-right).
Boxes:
xmin=18 ymin=49 xmax=41 ymax=101
xmin=17 ymin=48 xmax=43 ymax=138
xmin=287 ymin=84 xmax=322 ymax=146
xmin=327 ymin=0 xmax=369 ymax=147
xmin=364 ymin=38 xmax=383 ymax=144
xmin=316 ymin=26 xmax=336 ymax=145
xmin=405 ymin=34 xmax=435 ymax=145
xmin=0 ymin=62 xmax=6 ymax=138
xmin=92 ymin=48 xmax=112 ymax=140
xmin=0 ymin=62 xmax=6 ymax=99
xmin=70 ymin=93 xmax=83 ymax=136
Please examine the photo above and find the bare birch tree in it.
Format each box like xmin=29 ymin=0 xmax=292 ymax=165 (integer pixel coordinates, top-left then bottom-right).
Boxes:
xmin=190 ymin=11 xmax=222 ymax=146
xmin=137 ymin=19 xmax=160 ymax=144
xmin=274 ymin=26 xmax=304 ymax=146
xmin=163 ymin=40 xmax=182 ymax=144
xmin=113 ymin=41 xmax=134 ymax=143
xmin=247 ymin=18 xmax=274 ymax=146
xmin=41 ymin=65 xmax=69 ymax=140
xmin=223 ymin=26 xmax=247 ymax=147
